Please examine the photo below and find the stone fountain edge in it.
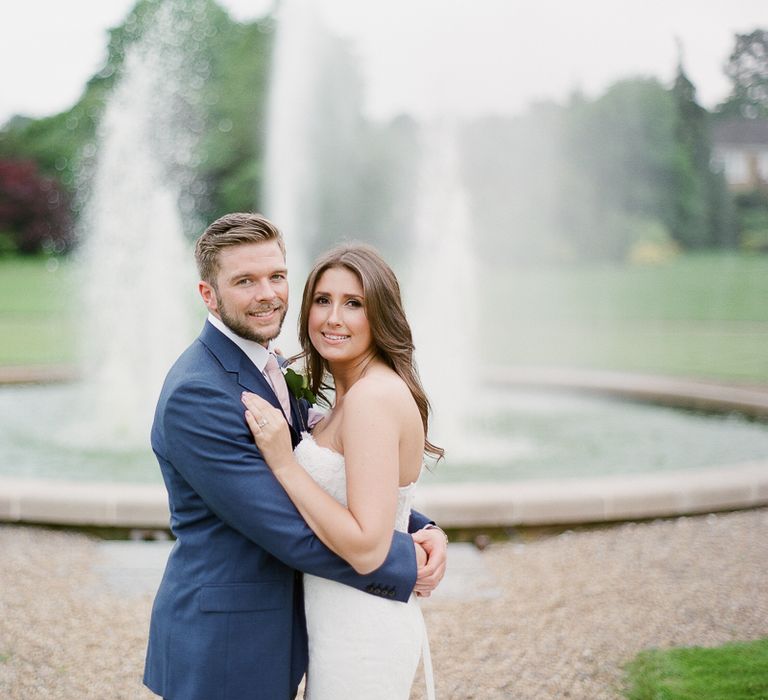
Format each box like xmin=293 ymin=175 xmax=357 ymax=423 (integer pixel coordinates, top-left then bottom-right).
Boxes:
xmin=1 ymin=364 xmax=767 ymax=530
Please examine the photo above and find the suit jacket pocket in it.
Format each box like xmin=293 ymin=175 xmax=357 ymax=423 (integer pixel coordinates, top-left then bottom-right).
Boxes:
xmin=198 ymin=581 xmax=288 ymax=613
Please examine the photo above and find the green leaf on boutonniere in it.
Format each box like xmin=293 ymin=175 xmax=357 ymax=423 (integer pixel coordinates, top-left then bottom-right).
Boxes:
xmin=284 ymin=367 xmax=316 ymax=405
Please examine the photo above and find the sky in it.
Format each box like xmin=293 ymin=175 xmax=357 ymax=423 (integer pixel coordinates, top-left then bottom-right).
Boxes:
xmin=1 ymin=0 xmax=766 ymax=124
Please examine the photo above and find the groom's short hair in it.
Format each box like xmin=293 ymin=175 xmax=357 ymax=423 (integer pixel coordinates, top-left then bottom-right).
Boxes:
xmin=195 ymin=212 xmax=286 ymax=285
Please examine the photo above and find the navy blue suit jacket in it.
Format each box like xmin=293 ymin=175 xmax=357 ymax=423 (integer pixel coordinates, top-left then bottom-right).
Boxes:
xmin=143 ymin=322 xmax=430 ymax=700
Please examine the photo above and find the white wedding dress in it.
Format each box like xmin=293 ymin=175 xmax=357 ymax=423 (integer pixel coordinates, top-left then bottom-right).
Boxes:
xmin=294 ymin=433 xmax=434 ymax=700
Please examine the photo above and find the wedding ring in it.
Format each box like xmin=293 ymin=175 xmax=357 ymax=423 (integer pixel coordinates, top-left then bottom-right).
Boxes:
xmin=257 ymin=418 xmax=269 ymax=428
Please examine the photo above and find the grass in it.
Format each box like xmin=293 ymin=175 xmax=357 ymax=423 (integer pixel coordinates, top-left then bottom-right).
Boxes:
xmin=0 ymin=256 xmax=76 ymax=365
xmin=623 ymin=638 xmax=768 ymax=700
xmin=483 ymin=252 xmax=768 ymax=382
xmin=493 ymin=252 xmax=768 ymax=322
xmin=2 ymin=251 xmax=768 ymax=381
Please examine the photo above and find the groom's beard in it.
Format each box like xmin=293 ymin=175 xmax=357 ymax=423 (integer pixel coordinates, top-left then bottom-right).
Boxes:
xmin=215 ymin=293 xmax=287 ymax=346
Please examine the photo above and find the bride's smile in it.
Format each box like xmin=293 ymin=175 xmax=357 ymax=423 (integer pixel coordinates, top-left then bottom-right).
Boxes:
xmin=321 ymin=332 xmax=350 ymax=342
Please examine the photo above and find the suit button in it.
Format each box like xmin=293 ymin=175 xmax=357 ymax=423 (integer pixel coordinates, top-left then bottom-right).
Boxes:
xmin=365 ymin=584 xmax=373 ymax=593
xmin=373 ymin=586 xmax=382 ymax=595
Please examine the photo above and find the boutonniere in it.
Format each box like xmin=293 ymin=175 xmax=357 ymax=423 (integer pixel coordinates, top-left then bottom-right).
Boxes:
xmin=283 ymin=367 xmax=316 ymax=405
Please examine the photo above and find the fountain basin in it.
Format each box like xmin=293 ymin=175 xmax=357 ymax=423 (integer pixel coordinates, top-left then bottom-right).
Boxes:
xmin=1 ymin=367 xmax=766 ymax=529
xmin=1 ymin=460 xmax=765 ymax=530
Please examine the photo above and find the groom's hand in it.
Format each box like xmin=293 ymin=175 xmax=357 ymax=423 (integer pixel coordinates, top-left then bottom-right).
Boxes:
xmin=412 ymin=527 xmax=448 ymax=598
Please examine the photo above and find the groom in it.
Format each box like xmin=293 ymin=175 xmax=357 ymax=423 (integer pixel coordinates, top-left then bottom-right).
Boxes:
xmin=143 ymin=212 xmax=447 ymax=700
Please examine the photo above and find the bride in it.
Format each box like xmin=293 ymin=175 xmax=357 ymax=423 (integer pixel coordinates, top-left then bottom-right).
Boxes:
xmin=241 ymin=243 xmax=443 ymax=699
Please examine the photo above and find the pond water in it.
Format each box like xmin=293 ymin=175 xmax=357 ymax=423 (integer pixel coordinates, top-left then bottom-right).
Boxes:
xmin=3 ymin=383 xmax=766 ymax=485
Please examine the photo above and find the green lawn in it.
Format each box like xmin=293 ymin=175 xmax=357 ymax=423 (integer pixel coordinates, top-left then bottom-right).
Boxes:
xmin=623 ymin=637 xmax=768 ymax=700
xmin=2 ymin=252 xmax=768 ymax=381
xmin=483 ymin=252 xmax=768 ymax=382
xmin=0 ymin=256 xmax=76 ymax=365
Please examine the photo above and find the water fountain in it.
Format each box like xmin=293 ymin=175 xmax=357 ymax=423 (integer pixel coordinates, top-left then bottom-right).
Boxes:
xmin=75 ymin=5 xmax=201 ymax=447
xmin=262 ymin=1 xmax=484 ymax=455
xmin=262 ymin=0 xmax=325 ymax=357
xmin=405 ymin=120 xmax=479 ymax=451
xmin=0 ymin=0 xmax=204 ymax=481
xmin=258 ymin=0 xmax=768 ymax=482
xmin=1 ymin=0 xmax=767 ymax=529
xmin=73 ymin=1 xmax=209 ymax=449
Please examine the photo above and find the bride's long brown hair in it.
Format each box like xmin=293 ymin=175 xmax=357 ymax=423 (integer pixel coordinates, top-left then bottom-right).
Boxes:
xmin=298 ymin=243 xmax=444 ymax=461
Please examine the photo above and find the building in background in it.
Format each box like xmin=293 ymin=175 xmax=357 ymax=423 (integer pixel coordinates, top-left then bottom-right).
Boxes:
xmin=712 ymin=118 xmax=768 ymax=192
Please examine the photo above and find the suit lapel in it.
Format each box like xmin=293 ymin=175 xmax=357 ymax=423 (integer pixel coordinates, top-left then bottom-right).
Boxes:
xmin=199 ymin=321 xmax=300 ymax=444
xmin=239 ymin=360 xmax=300 ymax=445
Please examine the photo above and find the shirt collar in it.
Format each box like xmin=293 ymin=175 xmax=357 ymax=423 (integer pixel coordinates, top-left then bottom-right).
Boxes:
xmin=207 ymin=312 xmax=272 ymax=373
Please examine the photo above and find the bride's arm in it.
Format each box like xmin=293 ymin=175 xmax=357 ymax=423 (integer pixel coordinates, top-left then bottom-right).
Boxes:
xmin=242 ymin=384 xmax=415 ymax=575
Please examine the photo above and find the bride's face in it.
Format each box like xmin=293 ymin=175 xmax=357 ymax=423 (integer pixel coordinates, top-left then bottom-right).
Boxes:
xmin=308 ymin=266 xmax=373 ymax=364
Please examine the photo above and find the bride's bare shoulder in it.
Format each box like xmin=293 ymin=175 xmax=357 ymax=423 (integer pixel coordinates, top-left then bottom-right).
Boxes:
xmin=346 ymin=369 xmax=412 ymax=411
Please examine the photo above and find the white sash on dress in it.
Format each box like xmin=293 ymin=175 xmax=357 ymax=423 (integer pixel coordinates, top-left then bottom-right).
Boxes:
xmin=418 ymin=604 xmax=436 ymax=700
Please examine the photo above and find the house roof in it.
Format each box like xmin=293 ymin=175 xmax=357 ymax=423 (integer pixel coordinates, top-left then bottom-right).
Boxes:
xmin=712 ymin=117 xmax=768 ymax=147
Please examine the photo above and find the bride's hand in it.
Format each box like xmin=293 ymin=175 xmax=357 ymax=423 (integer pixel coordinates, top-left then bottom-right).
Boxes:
xmin=241 ymin=392 xmax=294 ymax=472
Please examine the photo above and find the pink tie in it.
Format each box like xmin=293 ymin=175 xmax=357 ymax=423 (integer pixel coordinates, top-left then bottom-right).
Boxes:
xmin=264 ymin=354 xmax=292 ymax=425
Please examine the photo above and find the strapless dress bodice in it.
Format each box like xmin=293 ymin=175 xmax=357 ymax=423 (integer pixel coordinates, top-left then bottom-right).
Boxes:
xmin=293 ymin=432 xmax=417 ymax=532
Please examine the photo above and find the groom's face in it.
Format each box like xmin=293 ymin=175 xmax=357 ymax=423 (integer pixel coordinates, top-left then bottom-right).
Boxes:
xmin=199 ymin=240 xmax=289 ymax=347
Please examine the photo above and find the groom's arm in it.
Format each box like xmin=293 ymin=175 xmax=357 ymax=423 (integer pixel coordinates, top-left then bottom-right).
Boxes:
xmin=160 ymin=378 xmax=419 ymax=602
xmin=408 ymin=509 xmax=432 ymax=532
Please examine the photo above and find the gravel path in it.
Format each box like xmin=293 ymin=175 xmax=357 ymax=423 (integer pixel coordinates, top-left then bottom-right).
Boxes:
xmin=1 ymin=508 xmax=766 ymax=699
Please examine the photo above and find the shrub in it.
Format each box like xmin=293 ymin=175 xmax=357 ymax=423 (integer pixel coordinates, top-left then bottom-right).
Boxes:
xmin=0 ymin=159 xmax=73 ymax=255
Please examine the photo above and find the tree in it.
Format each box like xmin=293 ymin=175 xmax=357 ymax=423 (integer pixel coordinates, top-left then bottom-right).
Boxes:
xmin=0 ymin=0 xmax=275 ymax=244
xmin=197 ymin=15 xmax=274 ymax=223
xmin=0 ymin=159 xmax=73 ymax=254
xmin=560 ymin=78 xmax=684 ymax=260
xmin=717 ymin=29 xmax=768 ymax=119
xmin=671 ymin=59 xmax=735 ymax=248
